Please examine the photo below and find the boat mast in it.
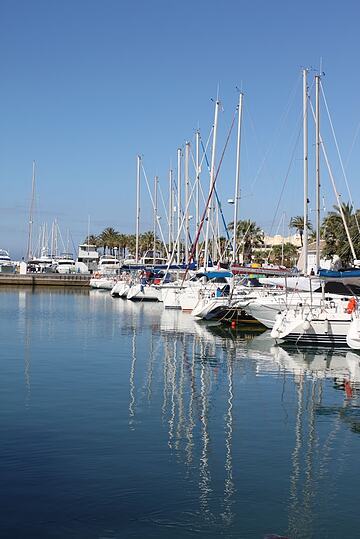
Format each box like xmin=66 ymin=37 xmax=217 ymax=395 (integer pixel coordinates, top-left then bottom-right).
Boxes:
xmin=204 ymin=99 xmax=220 ymax=270
xmin=50 ymin=221 xmax=54 ymax=258
xmin=232 ymin=92 xmax=243 ymax=264
xmin=87 ymin=215 xmax=90 ymax=254
xmin=185 ymin=141 xmax=190 ymax=264
xmin=26 ymin=160 xmax=36 ymax=261
xmin=168 ymin=167 xmax=173 ymax=254
xmin=315 ymin=75 xmax=321 ymax=272
xmin=195 ymin=130 xmax=201 ymax=264
xmin=135 ymin=155 xmax=141 ymax=263
xmin=303 ymin=69 xmax=309 ymax=275
xmin=281 ymin=212 xmax=285 ymax=266
xmin=177 ymin=148 xmax=182 ymax=264
xmin=153 ymin=175 xmax=158 ymax=265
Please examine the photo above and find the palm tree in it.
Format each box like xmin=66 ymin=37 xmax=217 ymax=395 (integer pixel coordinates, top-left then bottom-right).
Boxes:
xmin=139 ymin=231 xmax=158 ymax=256
xmin=269 ymin=243 xmax=299 ymax=268
xmin=289 ymin=216 xmax=313 ymax=246
xmin=116 ymin=233 xmax=128 ymax=258
xmin=321 ymin=202 xmax=360 ymax=265
xmin=126 ymin=234 xmax=137 ymax=257
xmin=332 ymin=201 xmax=354 ymax=224
xmin=228 ymin=219 xmax=264 ymax=264
xmin=83 ymin=234 xmax=99 ymax=246
xmin=98 ymin=227 xmax=119 ymax=255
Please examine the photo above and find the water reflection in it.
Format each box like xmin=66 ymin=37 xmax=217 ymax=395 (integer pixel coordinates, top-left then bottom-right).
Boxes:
xmin=127 ymin=306 xmax=360 ymax=536
xmin=5 ymin=288 xmax=360 ymax=538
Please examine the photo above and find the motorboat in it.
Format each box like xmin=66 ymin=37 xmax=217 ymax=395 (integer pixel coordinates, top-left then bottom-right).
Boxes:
xmin=52 ymin=254 xmax=76 ymax=274
xmin=77 ymin=243 xmax=100 ymax=272
xmin=27 ymin=255 xmax=54 ymax=273
xmin=97 ymin=255 xmax=120 ymax=272
xmin=0 ymin=249 xmax=16 ymax=273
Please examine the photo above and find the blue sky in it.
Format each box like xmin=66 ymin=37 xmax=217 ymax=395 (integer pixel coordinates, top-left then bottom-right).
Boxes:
xmin=1 ymin=0 xmax=360 ymax=258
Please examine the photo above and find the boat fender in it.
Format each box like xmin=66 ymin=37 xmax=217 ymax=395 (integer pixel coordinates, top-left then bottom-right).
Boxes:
xmin=344 ymin=380 xmax=353 ymax=398
xmin=347 ymin=297 xmax=357 ymax=314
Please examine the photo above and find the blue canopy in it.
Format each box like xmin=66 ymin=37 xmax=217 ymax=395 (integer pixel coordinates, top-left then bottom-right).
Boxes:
xmin=319 ymin=268 xmax=360 ymax=279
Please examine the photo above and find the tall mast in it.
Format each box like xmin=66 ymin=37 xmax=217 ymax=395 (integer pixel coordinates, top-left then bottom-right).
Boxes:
xmin=177 ymin=148 xmax=182 ymax=264
xmin=184 ymin=141 xmax=190 ymax=264
xmin=281 ymin=212 xmax=285 ymax=266
xmin=168 ymin=167 xmax=173 ymax=253
xmin=195 ymin=130 xmax=201 ymax=263
xmin=135 ymin=155 xmax=141 ymax=263
xmin=232 ymin=92 xmax=243 ymax=264
xmin=303 ymin=69 xmax=309 ymax=275
xmin=50 ymin=221 xmax=54 ymax=258
xmin=54 ymin=219 xmax=58 ymax=258
xmin=315 ymin=75 xmax=321 ymax=272
xmin=87 ymin=215 xmax=90 ymax=253
xmin=26 ymin=160 xmax=36 ymax=261
xmin=204 ymin=99 xmax=220 ymax=270
xmin=153 ymin=175 xmax=158 ymax=265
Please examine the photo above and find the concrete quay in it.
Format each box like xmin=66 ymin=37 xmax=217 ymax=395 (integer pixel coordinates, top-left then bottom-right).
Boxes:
xmin=0 ymin=274 xmax=90 ymax=287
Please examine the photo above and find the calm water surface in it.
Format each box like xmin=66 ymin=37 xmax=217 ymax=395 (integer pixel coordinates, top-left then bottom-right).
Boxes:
xmin=1 ymin=287 xmax=360 ymax=538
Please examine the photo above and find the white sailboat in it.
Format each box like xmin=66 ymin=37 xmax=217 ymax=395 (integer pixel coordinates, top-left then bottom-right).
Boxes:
xmin=270 ymin=73 xmax=360 ymax=348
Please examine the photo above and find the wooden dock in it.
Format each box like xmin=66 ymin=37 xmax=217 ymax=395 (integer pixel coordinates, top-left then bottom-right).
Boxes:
xmin=0 ymin=274 xmax=90 ymax=286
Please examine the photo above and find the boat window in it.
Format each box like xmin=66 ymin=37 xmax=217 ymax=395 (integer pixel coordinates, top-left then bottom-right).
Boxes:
xmin=323 ymin=282 xmax=360 ymax=296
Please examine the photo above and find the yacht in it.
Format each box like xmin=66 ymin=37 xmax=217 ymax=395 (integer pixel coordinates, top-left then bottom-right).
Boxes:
xmin=77 ymin=244 xmax=100 ymax=272
xmin=97 ymin=255 xmax=120 ymax=273
xmin=52 ymin=254 xmax=76 ymax=274
xmin=0 ymin=250 xmax=16 ymax=273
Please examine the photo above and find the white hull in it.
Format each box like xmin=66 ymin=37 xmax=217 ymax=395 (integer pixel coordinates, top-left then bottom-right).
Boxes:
xmin=90 ymin=277 xmax=117 ymax=290
xmin=179 ymin=286 xmax=201 ymax=312
xmin=243 ymin=292 xmax=350 ymax=329
xmin=111 ymin=281 xmax=130 ymax=298
xmin=160 ymin=285 xmax=185 ymax=309
xmin=271 ymin=304 xmax=352 ymax=347
xmin=347 ymin=317 xmax=360 ymax=349
xmin=127 ymin=284 xmax=161 ymax=301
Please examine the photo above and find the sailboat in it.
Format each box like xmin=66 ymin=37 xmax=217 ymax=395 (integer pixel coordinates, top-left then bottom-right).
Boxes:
xmin=270 ymin=74 xmax=360 ymax=348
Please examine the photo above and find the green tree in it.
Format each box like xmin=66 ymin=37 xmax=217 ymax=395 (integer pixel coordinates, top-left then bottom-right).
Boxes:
xmin=289 ymin=216 xmax=313 ymax=246
xmin=115 ymin=233 xmax=128 ymax=258
xmin=139 ymin=231 xmax=162 ymax=256
xmin=98 ymin=227 xmax=119 ymax=255
xmin=269 ymin=243 xmax=299 ymax=268
xmin=228 ymin=219 xmax=264 ymax=264
xmin=321 ymin=202 xmax=360 ymax=265
xmin=83 ymin=234 xmax=99 ymax=246
xmin=126 ymin=234 xmax=137 ymax=257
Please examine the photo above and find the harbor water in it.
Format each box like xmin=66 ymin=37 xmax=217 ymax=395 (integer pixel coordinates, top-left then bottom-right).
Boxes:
xmin=1 ymin=287 xmax=360 ymax=538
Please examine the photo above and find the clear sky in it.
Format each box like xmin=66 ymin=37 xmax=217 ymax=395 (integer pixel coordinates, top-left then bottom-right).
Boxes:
xmin=1 ymin=0 xmax=360 ymax=258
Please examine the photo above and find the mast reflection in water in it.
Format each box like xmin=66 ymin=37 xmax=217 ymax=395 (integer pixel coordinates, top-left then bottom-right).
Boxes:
xmin=0 ymin=288 xmax=359 ymax=538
